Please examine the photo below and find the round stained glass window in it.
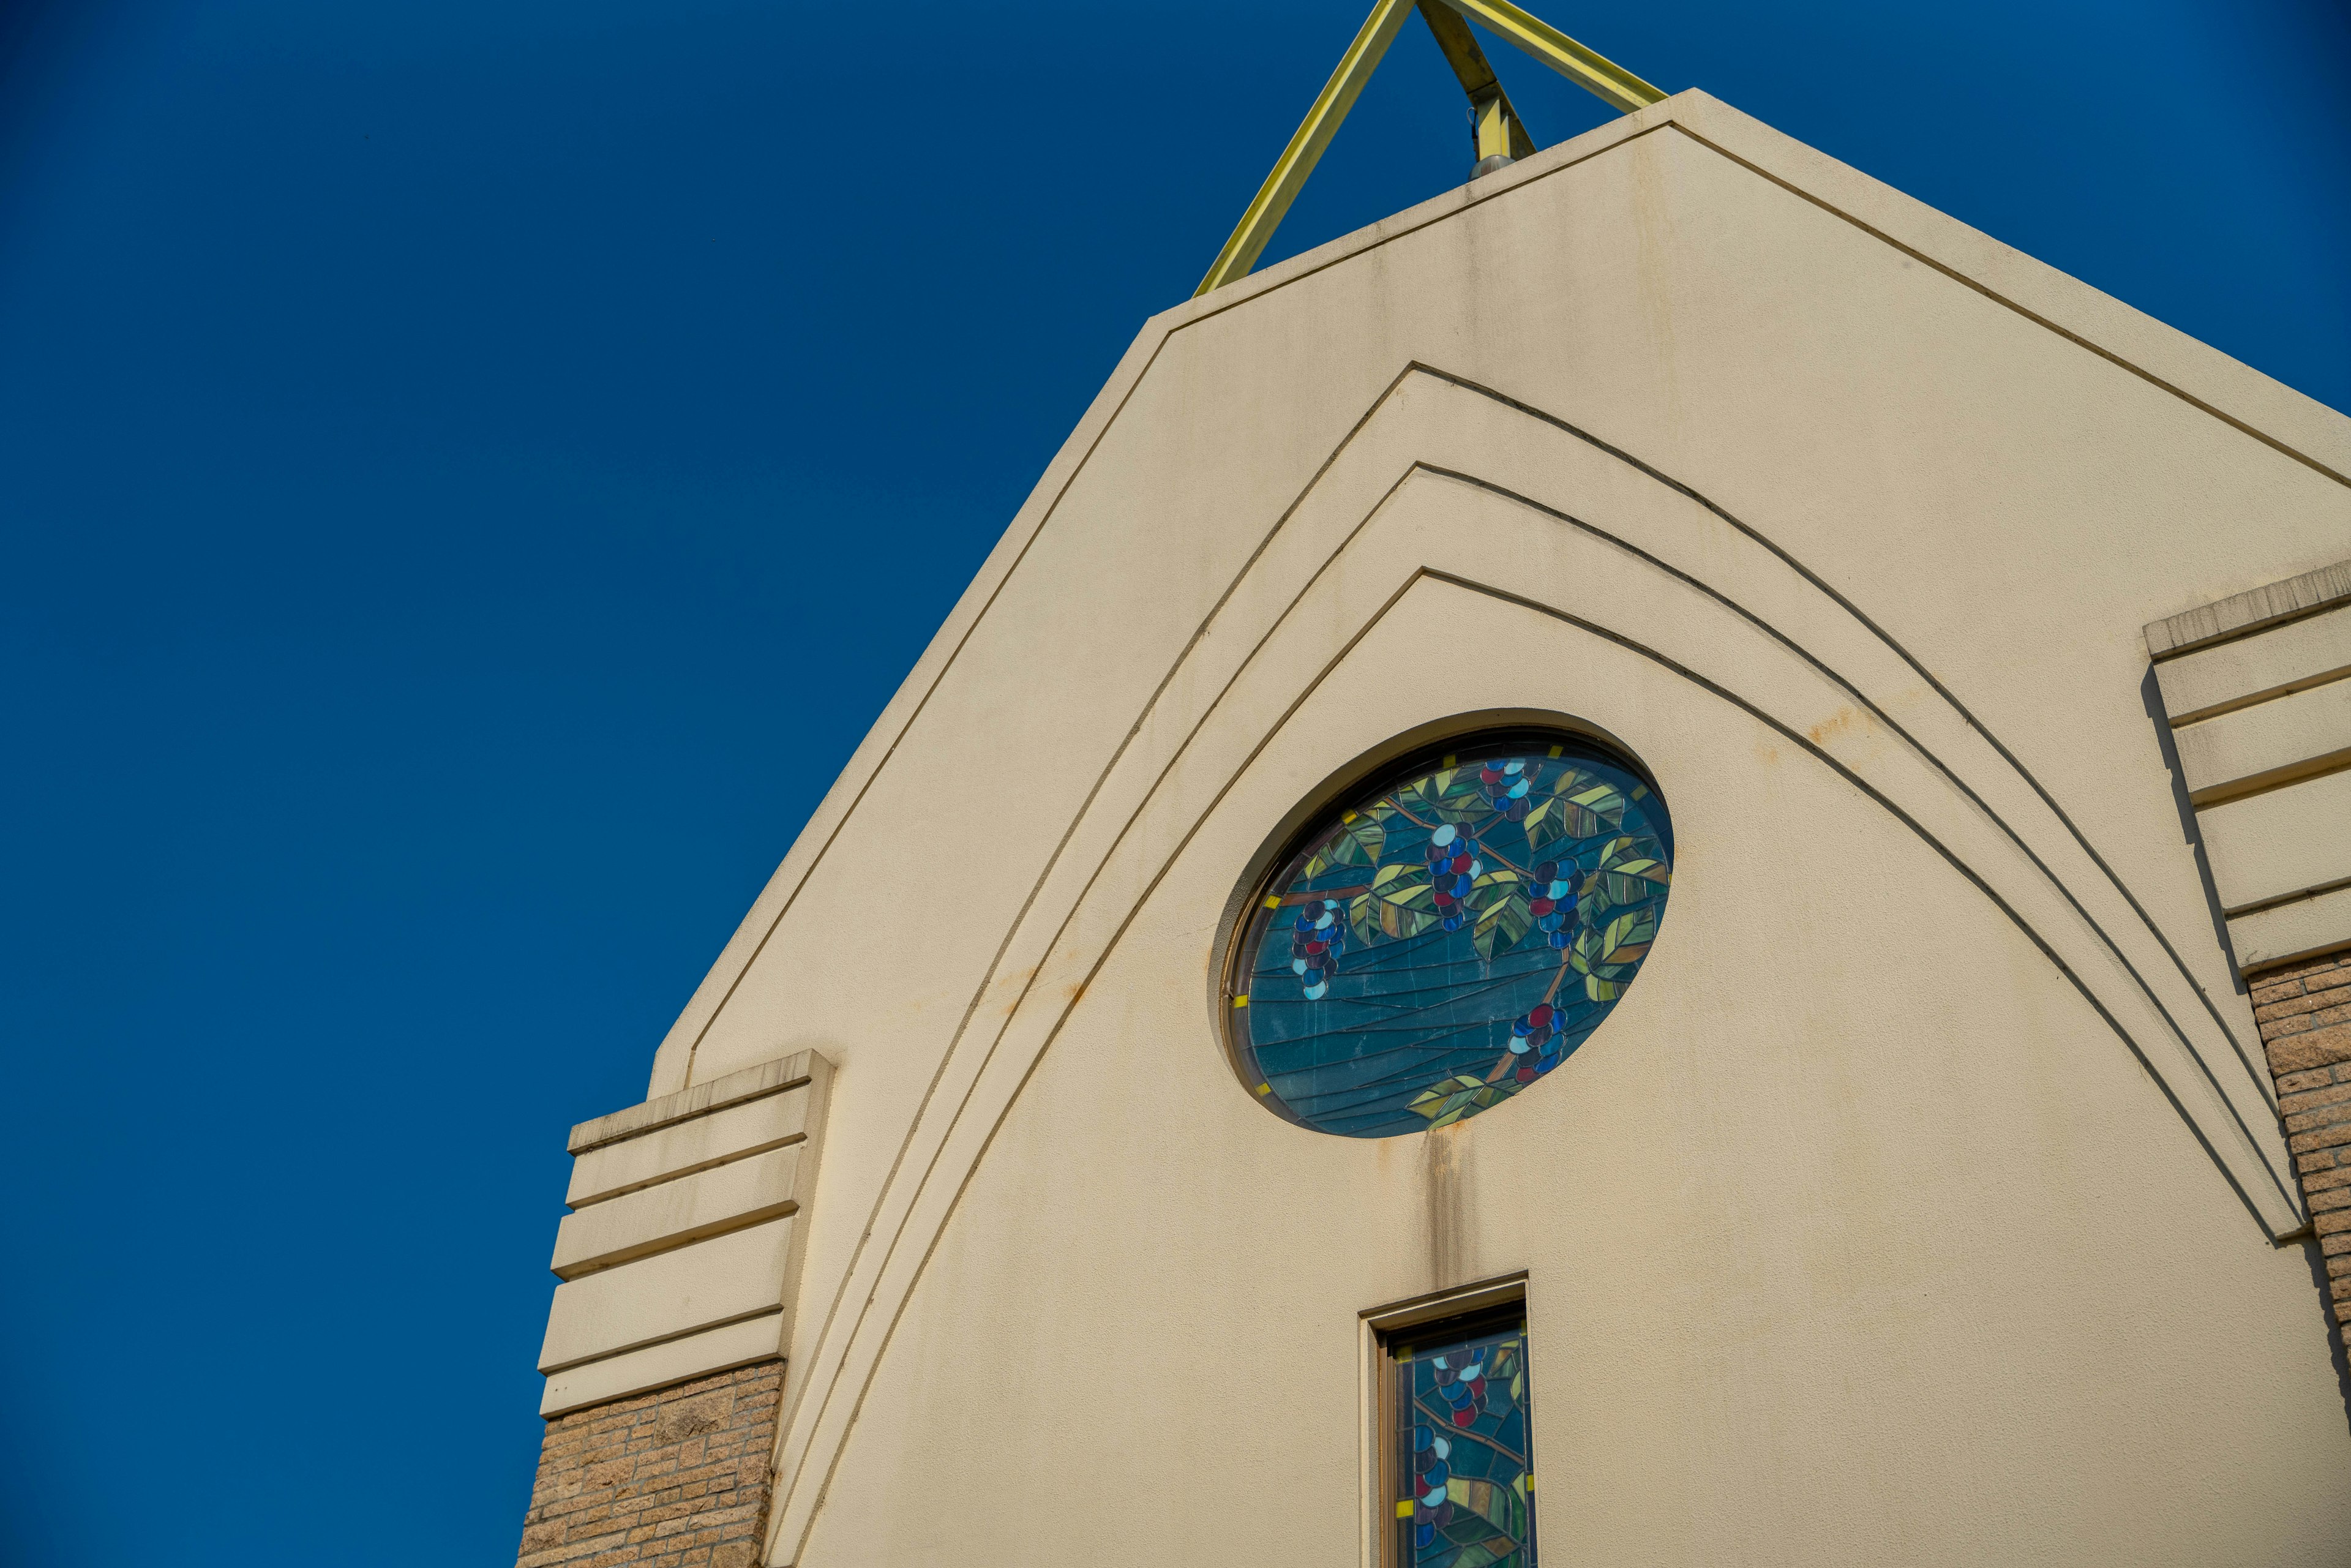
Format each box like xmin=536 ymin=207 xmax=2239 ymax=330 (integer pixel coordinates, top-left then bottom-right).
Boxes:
xmin=1227 ymin=732 xmax=1673 ymax=1137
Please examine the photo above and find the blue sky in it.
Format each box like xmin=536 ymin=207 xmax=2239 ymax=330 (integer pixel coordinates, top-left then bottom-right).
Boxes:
xmin=0 ymin=2 xmax=2344 ymax=1562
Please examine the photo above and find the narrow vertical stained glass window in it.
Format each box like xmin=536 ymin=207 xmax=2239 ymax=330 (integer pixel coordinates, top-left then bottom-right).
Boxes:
xmin=1389 ymin=1310 xmax=1535 ymax=1568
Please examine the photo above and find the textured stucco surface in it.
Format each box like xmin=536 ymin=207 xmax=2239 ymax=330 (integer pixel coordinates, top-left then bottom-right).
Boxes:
xmin=809 ymin=591 xmax=2350 ymax=1564
xmin=550 ymin=89 xmax=2350 ymax=1562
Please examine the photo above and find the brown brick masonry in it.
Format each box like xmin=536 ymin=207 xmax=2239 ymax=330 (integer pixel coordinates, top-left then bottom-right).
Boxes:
xmin=516 ymin=1361 xmax=782 ymax=1568
xmin=2253 ymin=948 xmax=2351 ymax=1329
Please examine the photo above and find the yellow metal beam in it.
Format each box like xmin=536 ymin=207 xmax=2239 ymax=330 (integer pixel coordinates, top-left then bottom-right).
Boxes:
xmin=1471 ymin=94 xmax=1517 ymax=167
xmin=1194 ymin=0 xmax=1665 ymax=297
xmin=1425 ymin=0 xmax=1664 ymax=113
xmin=1415 ymin=0 xmax=1536 ymax=163
xmin=1194 ymin=0 xmax=1417 ymax=298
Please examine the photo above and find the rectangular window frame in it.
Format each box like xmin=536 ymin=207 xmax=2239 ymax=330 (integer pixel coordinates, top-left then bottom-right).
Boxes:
xmin=1359 ymin=1274 xmax=1532 ymax=1568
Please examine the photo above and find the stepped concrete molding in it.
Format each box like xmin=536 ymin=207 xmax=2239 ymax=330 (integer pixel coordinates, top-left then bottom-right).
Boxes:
xmin=512 ymin=1054 xmax=833 ymax=1568
xmin=2150 ymin=557 xmax=2351 ymax=970
xmin=2147 ymin=557 xmax=2351 ymax=1349
xmin=512 ymin=85 xmax=2351 ymax=1567
xmin=530 ymin=1050 xmax=831 ymax=1416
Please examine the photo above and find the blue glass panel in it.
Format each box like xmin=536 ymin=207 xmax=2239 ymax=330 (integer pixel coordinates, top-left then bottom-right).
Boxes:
xmin=1232 ymin=735 xmax=1671 ymax=1137
xmin=1394 ymin=1315 xmax=1536 ymax=1568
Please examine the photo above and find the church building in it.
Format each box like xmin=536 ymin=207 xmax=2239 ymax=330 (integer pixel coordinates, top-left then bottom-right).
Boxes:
xmin=509 ymin=8 xmax=2351 ymax=1563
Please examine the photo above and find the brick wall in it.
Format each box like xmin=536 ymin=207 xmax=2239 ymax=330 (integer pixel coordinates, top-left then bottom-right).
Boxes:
xmin=516 ymin=1360 xmax=782 ymax=1568
xmin=2252 ymin=948 xmax=2351 ymax=1329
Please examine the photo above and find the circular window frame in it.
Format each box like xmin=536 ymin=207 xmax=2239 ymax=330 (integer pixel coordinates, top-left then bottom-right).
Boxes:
xmin=1211 ymin=710 xmax=1673 ymax=1136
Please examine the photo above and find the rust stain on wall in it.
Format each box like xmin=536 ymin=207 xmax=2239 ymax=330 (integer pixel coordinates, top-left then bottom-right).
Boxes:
xmin=1806 ymin=705 xmax=1865 ymax=746
xmin=1422 ymin=1123 xmax=1472 ymax=1292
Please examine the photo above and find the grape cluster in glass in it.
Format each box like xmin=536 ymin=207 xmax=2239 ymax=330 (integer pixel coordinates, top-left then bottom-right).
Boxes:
xmin=1393 ymin=1318 xmax=1536 ymax=1568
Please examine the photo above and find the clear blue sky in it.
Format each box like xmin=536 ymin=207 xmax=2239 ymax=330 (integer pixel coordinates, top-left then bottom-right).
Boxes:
xmin=0 ymin=1 xmax=2343 ymax=1562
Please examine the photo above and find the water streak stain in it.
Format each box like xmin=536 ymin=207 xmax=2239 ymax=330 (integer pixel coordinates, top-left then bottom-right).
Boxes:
xmin=1422 ymin=1123 xmax=1472 ymax=1292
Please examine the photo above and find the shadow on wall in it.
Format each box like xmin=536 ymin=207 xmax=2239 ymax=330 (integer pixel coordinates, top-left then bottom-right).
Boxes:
xmin=2140 ymin=666 xmax=2246 ymax=999
xmin=2297 ymin=1236 xmax=2351 ymax=1438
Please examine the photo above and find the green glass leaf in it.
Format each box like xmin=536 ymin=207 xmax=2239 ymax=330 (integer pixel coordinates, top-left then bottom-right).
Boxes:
xmin=1595 ymin=838 xmax=1670 ymax=906
xmin=1349 ymin=861 xmax=1436 ymax=941
xmin=1599 ymin=907 xmax=1656 ymax=964
xmin=1547 ymin=768 xmax=1628 ymax=839
xmin=1600 ymin=839 xmax=1668 ymax=874
xmin=1379 ymin=877 xmax=1435 ymax=911
xmin=1464 ymin=1479 xmax=1505 ymax=1529
xmin=1381 ymin=900 xmax=1436 ymax=940
xmin=1471 ymin=877 xmax=1533 ymax=962
xmin=1600 ymin=874 xmax=1652 ymax=906
xmin=1409 ymin=1075 xmax=1498 ymax=1128
xmin=1567 ymin=781 xmax=1627 ymax=825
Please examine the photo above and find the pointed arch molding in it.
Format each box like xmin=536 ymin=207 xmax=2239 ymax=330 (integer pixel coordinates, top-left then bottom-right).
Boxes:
xmin=755 ymin=364 xmax=2300 ymax=1563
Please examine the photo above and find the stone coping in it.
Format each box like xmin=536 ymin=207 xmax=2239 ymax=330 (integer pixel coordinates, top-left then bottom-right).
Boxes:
xmin=2147 ymin=556 xmax=2351 ymax=661
xmin=569 ymin=1051 xmax=822 ymax=1155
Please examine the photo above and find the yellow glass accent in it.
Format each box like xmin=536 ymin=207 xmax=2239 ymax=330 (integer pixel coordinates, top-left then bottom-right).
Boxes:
xmin=1264 ymin=894 xmax=1282 ymax=909
xmin=1255 ymin=1082 xmax=1273 ymax=1095
xmin=1397 ymin=1499 xmax=1415 ymax=1518
xmin=1548 ymin=743 xmax=1563 ymax=757
xmin=1232 ymin=994 xmax=1250 ymax=1008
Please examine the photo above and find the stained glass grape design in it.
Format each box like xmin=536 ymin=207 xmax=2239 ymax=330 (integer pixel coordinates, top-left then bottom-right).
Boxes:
xmin=1230 ymin=736 xmax=1671 ymax=1137
xmin=1393 ymin=1318 xmax=1535 ymax=1568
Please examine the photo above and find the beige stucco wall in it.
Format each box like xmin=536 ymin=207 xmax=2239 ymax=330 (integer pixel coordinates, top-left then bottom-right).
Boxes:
xmin=807 ymin=587 xmax=2345 ymax=1564
xmin=594 ymin=91 xmax=2350 ymax=1562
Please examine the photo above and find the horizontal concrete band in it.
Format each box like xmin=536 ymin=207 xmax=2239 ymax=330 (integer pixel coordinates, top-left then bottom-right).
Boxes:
xmin=2153 ymin=563 xmax=2351 ymax=977
xmin=2232 ymin=884 xmax=2351 ymax=976
xmin=2173 ymin=677 xmax=2351 ymax=805
xmin=2147 ymin=555 xmax=2351 ymax=661
xmin=538 ymin=1313 xmax=787 ymax=1419
xmin=534 ymin=1052 xmax=831 ymax=1429
xmin=2199 ymin=770 xmax=2351 ymax=914
xmin=553 ymin=1144 xmax=806 ymax=1280
xmin=539 ymin=1215 xmax=798 ymax=1373
xmin=569 ymin=1049 xmax=822 ymax=1155
xmin=568 ymin=1087 xmax=814 ymax=1209
xmin=2154 ymin=604 xmax=2351 ymax=727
